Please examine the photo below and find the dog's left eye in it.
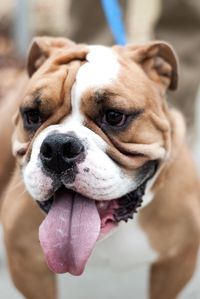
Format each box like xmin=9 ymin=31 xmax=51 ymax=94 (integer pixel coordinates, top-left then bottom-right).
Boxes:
xmin=103 ymin=110 xmax=126 ymax=127
xmin=23 ymin=108 xmax=42 ymax=130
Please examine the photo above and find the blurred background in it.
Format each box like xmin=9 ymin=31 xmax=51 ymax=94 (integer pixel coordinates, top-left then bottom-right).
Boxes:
xmin=0 ymin=0 xmax=200 ymax=298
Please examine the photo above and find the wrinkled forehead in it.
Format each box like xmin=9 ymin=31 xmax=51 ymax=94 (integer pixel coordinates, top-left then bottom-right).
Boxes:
xmin=73 ymin=45 xmax=157 ymax=106
xmin=74 ymin=45 xmax=120 ymax=96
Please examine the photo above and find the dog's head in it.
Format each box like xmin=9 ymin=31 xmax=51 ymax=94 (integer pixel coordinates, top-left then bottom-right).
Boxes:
xmin=12 ymin=36 xmax=178 ymax=275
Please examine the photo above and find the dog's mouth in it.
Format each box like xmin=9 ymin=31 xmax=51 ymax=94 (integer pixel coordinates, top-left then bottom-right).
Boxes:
xmin=37 ymin=161 xmax=158 ymax=276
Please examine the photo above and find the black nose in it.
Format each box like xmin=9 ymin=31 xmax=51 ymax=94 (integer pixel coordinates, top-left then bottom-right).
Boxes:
xmin=40 ymin=133 xmax=84 ymax=174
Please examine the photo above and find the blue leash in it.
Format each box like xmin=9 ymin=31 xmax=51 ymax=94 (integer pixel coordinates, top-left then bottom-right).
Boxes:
xmin=101 ymin=0 xmax=127 ymax=45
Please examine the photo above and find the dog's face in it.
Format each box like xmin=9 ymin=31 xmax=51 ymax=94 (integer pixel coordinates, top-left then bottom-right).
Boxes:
xmin=12 ymin=37 xmax=177 ymax=275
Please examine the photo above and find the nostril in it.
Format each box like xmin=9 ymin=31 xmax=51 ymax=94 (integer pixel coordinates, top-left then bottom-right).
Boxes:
xmin=62 ymin=141 xmax=84 ymax=159
xmin=41 ymin=142 xmax=53 ymax=160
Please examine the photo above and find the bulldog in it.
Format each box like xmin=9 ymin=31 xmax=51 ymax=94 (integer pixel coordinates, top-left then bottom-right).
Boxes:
xmin=1 ymin=36 xmax=200 ymax=299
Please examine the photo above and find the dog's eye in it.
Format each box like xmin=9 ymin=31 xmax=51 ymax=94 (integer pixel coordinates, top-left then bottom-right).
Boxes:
xmin=23 ymin=108 xmax=42 ymax=130
xmin=25 ymin=109 xmax=41 ymax=125
xmin=103 ymin=110 xmax=126 ymax=127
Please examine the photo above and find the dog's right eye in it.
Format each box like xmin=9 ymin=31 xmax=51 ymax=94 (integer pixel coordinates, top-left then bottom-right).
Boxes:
xmin=23 ymin=108 xmax=42 ymax=131
xmin=103 ymin=110 xmax=126 ymax=127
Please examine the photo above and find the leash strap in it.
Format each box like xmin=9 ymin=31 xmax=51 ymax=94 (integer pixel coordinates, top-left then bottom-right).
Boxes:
xmin=101 ymin=0 xmax=127 ymax=45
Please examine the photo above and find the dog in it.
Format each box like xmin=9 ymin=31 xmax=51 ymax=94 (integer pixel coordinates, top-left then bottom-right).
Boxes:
xmin=1 ymin=36 xmax=200 ymax=299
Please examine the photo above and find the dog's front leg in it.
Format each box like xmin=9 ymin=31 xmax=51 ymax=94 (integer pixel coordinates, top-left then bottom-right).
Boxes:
xmin=1 ymin=169 xmax=57 ymax=299
xmin=149 ymin=243 xmax=199 ymax=299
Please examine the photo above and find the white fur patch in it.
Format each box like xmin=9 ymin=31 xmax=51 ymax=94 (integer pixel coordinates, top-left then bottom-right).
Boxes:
xmin=75 ymin=45 xmax=120 ymax=98
xmin=68 ymin=45 xmax=120 ymax=125
xmin=142 ymin=167 xmax=161 ymax=207
xmin=24 ymin=161 xmax=53 ymax=201
xmin=142 ymin=189 xmax=155 ymax=208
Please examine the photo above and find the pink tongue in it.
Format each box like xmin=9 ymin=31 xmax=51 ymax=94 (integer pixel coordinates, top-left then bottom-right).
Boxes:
xmin=39 ymin=189 xmax=101 ymax=275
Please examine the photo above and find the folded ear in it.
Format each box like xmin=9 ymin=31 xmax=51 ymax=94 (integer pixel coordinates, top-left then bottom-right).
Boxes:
xmin=126 ymin=41 xmax=178 ymax=91
xmin=27 ymin=36 xmax=75 ymax=77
